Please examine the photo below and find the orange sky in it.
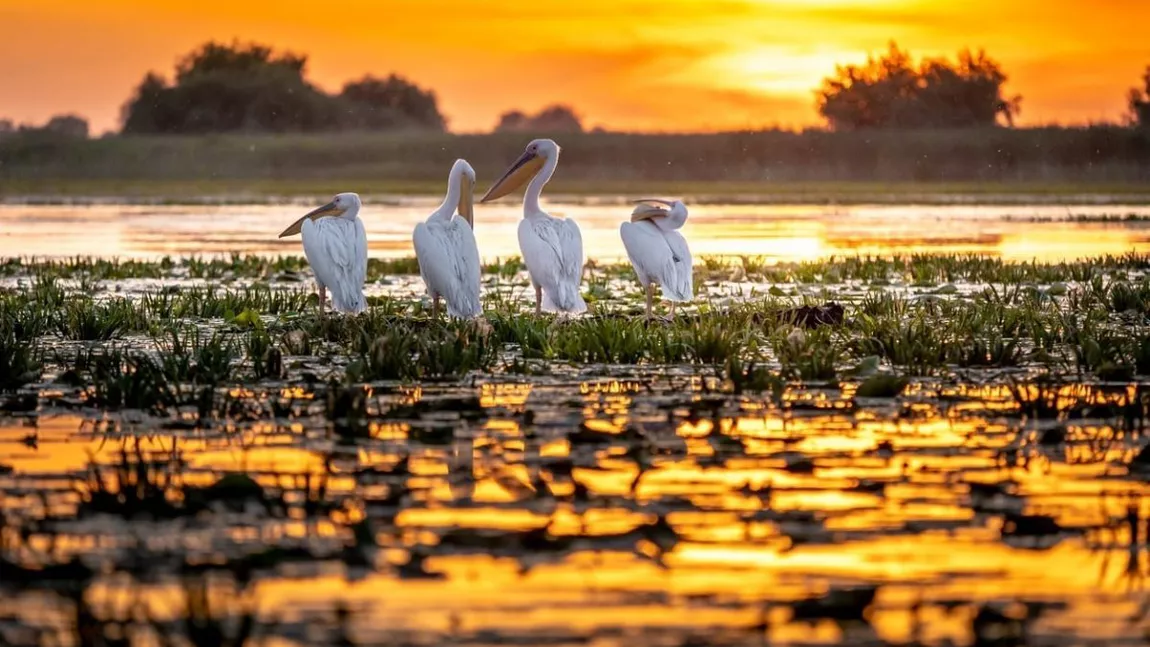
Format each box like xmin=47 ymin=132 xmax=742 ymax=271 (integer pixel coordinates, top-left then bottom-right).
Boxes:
xmin=1 ymin=0 xmax=1147 ymax=134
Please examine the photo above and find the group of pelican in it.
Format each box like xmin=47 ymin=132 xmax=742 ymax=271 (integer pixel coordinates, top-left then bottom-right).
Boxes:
xmin=278 ymin=138 xmax=692 ymax=320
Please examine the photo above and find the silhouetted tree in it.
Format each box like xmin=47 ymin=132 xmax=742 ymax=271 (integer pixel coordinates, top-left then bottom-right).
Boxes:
xmin=1130 ymin=66 xmax=1150 ymax=128
xmin=42 ymin=114 xmax=89 ymax=138
xmin=120 ymin=73 xmax=172 ymax=134
xmin=494 ymin=104 xmax=582 ymax=133
xmin=495 ymin=110 xmax=528 ymax=132
xmin=338 ymin=75 xmax=445 ymax=130
xmin=120 ymin=41 xmax=447 ymax=134
xmin=0 ymin=114 xmax=90 ymax=140
xmin=817 ymin=42 xmax=1020 ymax=130
xmin=122 ymin=41 xmax=333 ymax=134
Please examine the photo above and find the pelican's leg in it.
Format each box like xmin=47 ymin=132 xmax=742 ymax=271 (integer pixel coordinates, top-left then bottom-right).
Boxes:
xmin=318 ymin=285 xmax=327 ymax=317
xmin=534 ymin=285 xmax=542 ymax=316
xmin=433 ymin=295 xmax=441 ymax=319
xmin=644 ymin=283 xmax=654 ymax=320
xmin=670 ymin=301 xmax=677 ymax=320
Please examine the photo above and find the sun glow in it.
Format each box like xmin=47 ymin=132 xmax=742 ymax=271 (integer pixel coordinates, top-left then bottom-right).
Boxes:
xmin=705 ymin=47 xmax=866 ymax=95
xmin=0 ymin=0 xmax=1146 ymax=132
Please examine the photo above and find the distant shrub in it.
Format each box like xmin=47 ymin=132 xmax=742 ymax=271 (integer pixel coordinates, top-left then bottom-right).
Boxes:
xmin=495 ymin=104 xmax=583 ymax=133
xmin=120 ymin=41 xmax=445 ymax=134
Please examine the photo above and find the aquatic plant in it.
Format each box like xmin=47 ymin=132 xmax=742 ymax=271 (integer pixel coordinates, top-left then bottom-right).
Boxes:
xmin=0 ymin=326 xmax=39 ymax=391
xmin=54 ymin=297 xmax=144 ymax=340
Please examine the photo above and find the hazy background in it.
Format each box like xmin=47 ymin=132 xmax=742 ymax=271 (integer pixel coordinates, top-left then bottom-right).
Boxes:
xmin=2 ymin=0 xmax=1147 ymax=135
xmin=0 ymin=0 xmax=1148 ymax=200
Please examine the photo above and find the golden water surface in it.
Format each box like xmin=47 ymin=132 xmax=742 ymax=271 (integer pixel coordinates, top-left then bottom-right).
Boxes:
xmin=2 ymin=377 xmax=1149 ymax=645
xmin=1 ymin=201 xmax=1148 ymax=262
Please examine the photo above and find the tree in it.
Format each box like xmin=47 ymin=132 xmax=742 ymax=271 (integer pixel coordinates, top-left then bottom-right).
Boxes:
xmin=494 ymin=104 xmax=582 ymax=133
xmin=817 ymin=42 xmax=1020 ymax=130
xmin=42 ymin=114 xmax=89 ymax=139
xmin=122 ymin=41 xmax=333 ymax=134
xmin=495 ymin=110 xmax=528 ymax=132
xmin=121 ymin=73 xmax=186 ymax=134
xmin=1130 ymin=66 xmax=1150 ymax=128
xmin=119 ymin=41 xmax=448 ymax=134
xmin=338 ymin=75 xmax=445 ymax=130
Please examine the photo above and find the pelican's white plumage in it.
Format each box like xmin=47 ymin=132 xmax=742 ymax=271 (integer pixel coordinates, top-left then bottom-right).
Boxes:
xmin=278 ymin=192 xmax=368 ymax=315
xmin=480 ymin=138 xmax=586 ymax=315
xmin=620 ymin=199 xmax=693 ymax=317
xmin=413 ymin=159 xmax=482 ymax=318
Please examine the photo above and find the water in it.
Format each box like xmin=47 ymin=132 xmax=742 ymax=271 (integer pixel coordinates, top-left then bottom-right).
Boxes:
xmin=4 ymin=378 xmax=1150 ymax=645
xmin=4 ymin=201 xmax=1150 ymax=645
xmin=2 ymin=200 xmax=1149 ymax=261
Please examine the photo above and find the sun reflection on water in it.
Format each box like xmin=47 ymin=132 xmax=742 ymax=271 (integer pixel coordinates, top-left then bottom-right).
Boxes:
xmin=4 ymin=375 xmax=1150 ymax=644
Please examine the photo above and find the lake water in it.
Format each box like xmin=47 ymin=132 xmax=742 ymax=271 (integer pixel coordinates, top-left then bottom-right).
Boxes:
xmin=1 ymin=200 xmax=1149 ymax=262
xmin=5 ymin=200 xmax=1150 ymax=646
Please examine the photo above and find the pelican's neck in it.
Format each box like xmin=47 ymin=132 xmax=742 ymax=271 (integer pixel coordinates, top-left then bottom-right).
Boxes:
xmin=343 ymin=201 xmax=362 ymax=221
xmin=656 ymin=203 xmax=688 ymax=231
xmin=432 ymin=168 xmax=463 ymax=222
xmin=667 ymin=206 xmax=690 ymax=232
xmin=523 ymin=153 xmax=558 ymax=216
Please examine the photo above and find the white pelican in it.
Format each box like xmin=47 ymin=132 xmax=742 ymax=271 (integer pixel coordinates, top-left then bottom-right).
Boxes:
xmin=620 ymin=199 xmax=693 ymax=318
xmin=412 ymin=159 xmax=481 ymax=318
xmin=480 ymin=138 xmax=586 ymax=315
xmin=277 ymin=192 xmax=368 ymax=315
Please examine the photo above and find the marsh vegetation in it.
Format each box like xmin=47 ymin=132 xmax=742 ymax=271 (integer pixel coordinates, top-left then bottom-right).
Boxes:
xmin=2 ymin=252 xmax=1150 ymax=644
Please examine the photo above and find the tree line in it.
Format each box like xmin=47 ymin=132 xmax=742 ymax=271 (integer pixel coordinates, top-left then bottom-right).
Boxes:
xmin=117 ymin=41 xmax=591 ymax=135
xmin=3 ymin=39 xmax=1150 ymax=139
xmin=120 ymin=42 xmax=445 ymax=134
xmin=0 ymin=115 xmax=89 ymax=140
xmin=817 ymin=42 xmax=1021 ymax=129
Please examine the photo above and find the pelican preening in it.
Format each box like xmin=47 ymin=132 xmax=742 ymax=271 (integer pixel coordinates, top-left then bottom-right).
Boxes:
xmin=275 ymin=140 xmax=696 ymax=320
xmin=278 ymin=192 xmax=368 ymax=315
xmin=481 ymin=138 xmax=587 ymax=316
xmin=620 ymin=199 xmax=693 ymax=319
xmin=413 ymin=159 xmax=482 ymax=319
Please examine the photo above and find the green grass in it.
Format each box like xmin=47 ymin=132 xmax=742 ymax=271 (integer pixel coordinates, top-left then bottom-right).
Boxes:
xmin=3 ymin=127 xmax=1150 ymax=203
xmin=4 ymin=251 xmax=1147 ymax=284
xmin=5 ymin=252 xmax=1150 ymax=412
xmin=4 ymin=178 xmax=1150 ymax=204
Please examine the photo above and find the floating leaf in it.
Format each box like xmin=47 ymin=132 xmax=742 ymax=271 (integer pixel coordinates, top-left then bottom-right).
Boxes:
xmin=856 ymin=375 xmax=908 ymax=398
xmin=845 ymin=355 xmax=882 ymax=377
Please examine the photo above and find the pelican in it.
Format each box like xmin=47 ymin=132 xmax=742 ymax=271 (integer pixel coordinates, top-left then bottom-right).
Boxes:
xmin=277 ymin=192 xmax=368 ymax=315
xmin=620 ymin=199 xmax=693 ymax=319
xmin=412 ymin=159 xmax=481 ymax=318
xmin=480 ymin=138 xmax=586 ymax=315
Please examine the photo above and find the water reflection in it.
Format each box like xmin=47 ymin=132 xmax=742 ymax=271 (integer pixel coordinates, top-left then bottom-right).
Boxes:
xmin=2 ymin=202 xmax=1149 ymax=262
xmin=3 ymin=378 xmax=1150 ymax=644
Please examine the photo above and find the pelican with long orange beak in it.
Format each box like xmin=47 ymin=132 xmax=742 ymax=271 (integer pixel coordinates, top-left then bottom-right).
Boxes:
xmin=412 ymin=159 xmax=482 ymax=319
xmin=278 ymin=192 xmax=368 ymax=315
xmin=620 ymin=198 xmax=693 ymax=319
xmin=480 ymin=138 xmax=586 ymax=315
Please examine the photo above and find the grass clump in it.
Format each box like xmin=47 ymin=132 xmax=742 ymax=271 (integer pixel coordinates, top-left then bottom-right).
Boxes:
xmin=556 ymin=318 xmax=653 ymax=364
xmin=347 ymin=320 xmax=498 ymax=382
xmin=0 ymin=327 xmax=40 ymax=391
xmin=772 ymin=326 xmax=843 ymax=381
xmin=54 ymin=297 xmax=144 ymax=340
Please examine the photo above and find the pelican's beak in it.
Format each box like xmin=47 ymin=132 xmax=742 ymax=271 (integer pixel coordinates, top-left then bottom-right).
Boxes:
xmin=480 ymin=150 xmax=545 ymax=203
xmin=630 ymin=198 xmax=675 ymax=223
xmin=458 ymin=174 xmax=475 ymax=229
xmin=278 ymin=200 xmax=345 ymax=238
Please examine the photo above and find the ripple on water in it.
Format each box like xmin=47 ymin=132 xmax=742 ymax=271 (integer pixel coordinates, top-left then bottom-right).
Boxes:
xmin=3 ymin=373 xmax=1150 ymax=645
